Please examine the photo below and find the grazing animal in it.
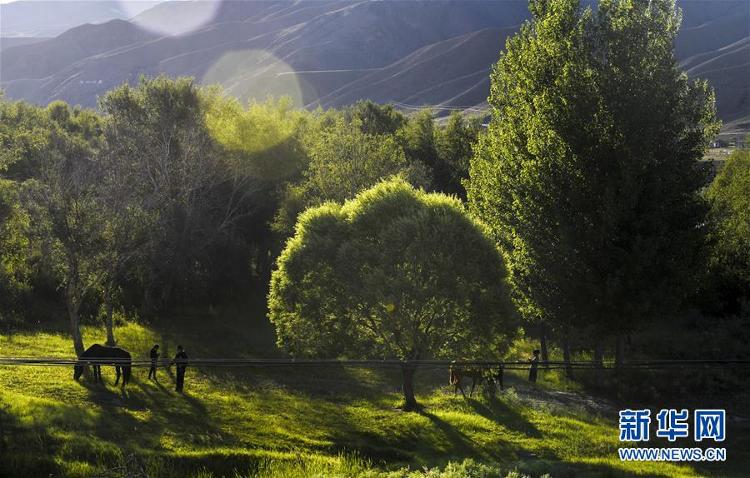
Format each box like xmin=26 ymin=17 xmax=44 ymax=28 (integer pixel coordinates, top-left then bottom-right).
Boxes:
xmin=449 ymin=363 xmax=484 ymax=397
xmin=73 ymin=344 xmax=132 ymax=387
xmin=449 ymin=362 xmax=504 ymax=398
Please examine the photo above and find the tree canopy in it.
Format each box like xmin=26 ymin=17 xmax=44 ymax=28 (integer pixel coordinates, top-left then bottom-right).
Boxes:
xmin=269 ymin=178 xmax=516 ymax=407
xmin=21 ymin=101 xmax=106 ymax=355
xmin=706 ymin=150 xmax=750 ymax=313
xmin=271 ymin=118 xmax=430 ymax=237
xmin=467 ymin=0 xmax=719 ymax=365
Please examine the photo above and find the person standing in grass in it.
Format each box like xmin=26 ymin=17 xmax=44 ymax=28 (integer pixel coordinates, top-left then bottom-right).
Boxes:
xmin=148 ymin=344 xmax=160 ymax=380
xmin=495 ymin=362 xmax=504 ymax=390
xmin=528 ymin=349 xmax=540 ymax=383
xmin=171 ymin=345 xmax=189 ymax=393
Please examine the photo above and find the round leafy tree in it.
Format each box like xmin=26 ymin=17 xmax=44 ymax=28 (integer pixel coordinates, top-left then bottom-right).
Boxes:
xmin=269 ymin=178 xmax=515 ymax=408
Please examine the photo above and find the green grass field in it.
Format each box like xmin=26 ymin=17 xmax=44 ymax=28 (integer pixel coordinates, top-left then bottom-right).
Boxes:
xmin=0 ymin=312 xmax=746 ymax=477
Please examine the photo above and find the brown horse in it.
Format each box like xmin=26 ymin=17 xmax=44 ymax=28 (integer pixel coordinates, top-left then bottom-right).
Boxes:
xmin=449 ymin=362 xmax=484 ymax=397
xmin=449 ymin=362 xmax=504 ymax=397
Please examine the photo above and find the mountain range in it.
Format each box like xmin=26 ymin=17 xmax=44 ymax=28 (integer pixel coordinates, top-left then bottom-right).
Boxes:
xmin=0 ymin=1 xmax=161 ymax=38
xmin=1 ymin=0 xmax=748 ymax=131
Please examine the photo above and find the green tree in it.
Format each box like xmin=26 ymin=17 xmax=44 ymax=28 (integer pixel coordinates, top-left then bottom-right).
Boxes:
xmin=302 ymin=120 xmax=428 ymax=203
xmin=706 ymin=150 xmax=750 ymax=313
xmin=205 ymin=95 xmax=309 ymax=182
xmin=399 ymin=109 xmax=479 ymax=196
xmin=399 ymin=109 xmax=439 ymax=186
xmin=0 ymin=180 xmax=31 ymax=318
xmin=0 ymin=98 xmax=54 ymax=181
xmin=435 ymin=112 xmax=482 ymax=198
xmin=0 ymin=98 xmax=37 ymax=322
xmin=100 ymin=76 xmax=258 ymax=310
xmin=22 ymin=103 xmax=106 ymax=356
xmin=467 ymin=0 xmax=719 ymax=367
xmin=269 ymin=179 xmax=516 ymax=409
xmin=272 ymin=119 xmax=429 ymax=237
xmin=346 ymin=100 xmax=406 ymax=136
xmin=203 ymin=94 xmax=310 ymax=283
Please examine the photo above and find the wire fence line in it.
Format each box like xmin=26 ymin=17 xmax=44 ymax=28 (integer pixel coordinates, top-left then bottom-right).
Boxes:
xmin=0 ymin=357 xmax=749 ymax=371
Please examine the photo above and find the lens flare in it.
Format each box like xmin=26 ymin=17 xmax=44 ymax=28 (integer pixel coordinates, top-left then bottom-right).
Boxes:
xmin=118 ymin=0 xmax=223 ymax=37
xmin=203 ymin=50 xmax=314 ymax=180
xmin=202 ymin=49 xmax=314 ymax=108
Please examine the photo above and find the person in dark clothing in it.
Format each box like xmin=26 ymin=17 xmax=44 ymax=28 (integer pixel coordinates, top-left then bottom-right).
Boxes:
xmin=528 ymin=349 xmax=540 ymax=383
xmin=148 ymin=344 xmax=160 ymax=380
xmin=171 ymin=345 xmax=189 ymax=393
xmin=495 ymin=362 xmax=504 ymax=390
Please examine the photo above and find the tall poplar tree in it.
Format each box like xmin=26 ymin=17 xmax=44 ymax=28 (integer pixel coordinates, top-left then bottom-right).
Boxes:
xmin=467 ymin=0 xmax=719 ymax=366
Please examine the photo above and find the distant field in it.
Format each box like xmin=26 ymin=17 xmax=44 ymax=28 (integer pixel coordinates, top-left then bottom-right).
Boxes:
xmin=1 ymin=313 xmax=746 ymax=478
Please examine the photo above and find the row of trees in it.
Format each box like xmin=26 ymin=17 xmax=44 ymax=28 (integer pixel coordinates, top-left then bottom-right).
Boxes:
xmin=268 ymin=0 xmax=750 ymax=408
xmin=467 ymin=0 xmax=729 ymax=370
xmin=1 ymin=0 xmax=748 ymax=406
xmin=0 ymin=81 xmax=481 ymax=356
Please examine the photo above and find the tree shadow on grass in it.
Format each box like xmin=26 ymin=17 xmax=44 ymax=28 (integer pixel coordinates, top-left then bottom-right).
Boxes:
xmin=465 ymin=395 xmax=542 ymax=438
xmin=0 ymin=402 xmax=60 ymax=476
xmin=418 ymin=409 xmax=479 ymax=455
xmin=326 ymin=406 xmax=485 ymax=465
xmin=201 ymin=362 xmax=399 ymax=404
xmin=73 ymin=372 xmax=235 ymax=453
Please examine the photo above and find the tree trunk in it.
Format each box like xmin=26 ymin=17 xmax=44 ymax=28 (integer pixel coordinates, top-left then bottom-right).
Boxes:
xmin=160 ymin=277 xmax=174 ymax=310
xmin=256 ymin=246 xmax=272 ymax=282
xmin=143 ymin=286 xmax=152 ymax=315
xmin=104 ymin=300 xmax=116 ymax=346
xmin=562 ymin=336 xmax=573 ymax=379
xmin=401 ymin=362 xmax=418 ymax=410
xmin=67 ymin=298 xmax=85 ymax=357
xmin=540 ymin=329 xmax=549 ymax=369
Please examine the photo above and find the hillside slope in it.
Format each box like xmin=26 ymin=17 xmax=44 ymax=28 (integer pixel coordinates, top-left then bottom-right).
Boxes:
xmin=0 ymin=0 xmax=747 ymax=125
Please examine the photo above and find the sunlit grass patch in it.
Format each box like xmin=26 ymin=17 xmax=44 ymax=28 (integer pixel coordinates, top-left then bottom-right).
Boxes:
xmin=0 ymin=322 xmax=735 ymax=477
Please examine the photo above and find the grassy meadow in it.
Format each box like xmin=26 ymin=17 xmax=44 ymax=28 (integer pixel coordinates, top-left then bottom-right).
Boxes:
xmin=1 ymin=309 xmax=747 ymax=478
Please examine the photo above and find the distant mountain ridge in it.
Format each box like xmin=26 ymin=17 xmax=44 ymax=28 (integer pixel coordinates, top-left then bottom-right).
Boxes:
xmin=0 ymin=1 xmax=161 ymax=37
xmin=1 ymin=0 xmax=748 ymax=131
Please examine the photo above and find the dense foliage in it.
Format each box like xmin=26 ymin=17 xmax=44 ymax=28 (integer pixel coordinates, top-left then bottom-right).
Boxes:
xmin=0 ymin=1 xmax=746 ymax=399
xmin=467 ymin=0 xmax=721 ymax=367
xmin=269 ymin=179 xmax=516 ymax=407
xmin=705 ymin=150 xmax=750 ymax=315
xmin=0 ymin=81 xmax=480 ymax=354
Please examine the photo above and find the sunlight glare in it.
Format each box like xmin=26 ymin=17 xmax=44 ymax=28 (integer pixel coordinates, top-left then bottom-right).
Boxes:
xmin=202 ymin=49 xmax=313 ymax=108
xmin=118 ymin=0 xmax=223 ymax=37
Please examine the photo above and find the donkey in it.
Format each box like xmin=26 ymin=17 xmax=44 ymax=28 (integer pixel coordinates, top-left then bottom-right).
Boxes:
xmin=73 ymin=343 xmax=132 ymax=388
